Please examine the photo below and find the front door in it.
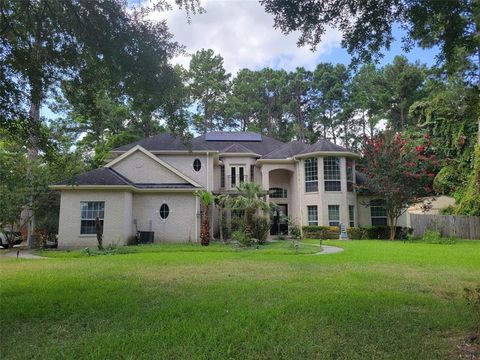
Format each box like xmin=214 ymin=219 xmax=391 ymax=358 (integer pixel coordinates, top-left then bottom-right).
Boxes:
xmin=270 ymin=204 xmax=288 ymax=235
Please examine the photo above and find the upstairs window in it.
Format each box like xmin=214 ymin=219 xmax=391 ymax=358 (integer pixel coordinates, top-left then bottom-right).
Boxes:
xmin=80 ymin=201 xmax=104 ymax=235
xmin=304 ymin=157 xmax=318 ymax=192
xmin=346 ymin=158 xmax=354 ymax=192
xmin=220 ymin=165 xmax=225 ymax=188
xmin=269 ymin=187 xmax=287 ymax=198
xmin=324 ymin=157 xmax=341 ymax=191
xmin=371 ymin=199 xmax=387 ymax=226
xmin=328 ymin=205 xmax=340 ymax=226
xmin=193 ymin=158 xmax=201 ymax=171
xmin=307 ymin=206 xmax=318 ymax=226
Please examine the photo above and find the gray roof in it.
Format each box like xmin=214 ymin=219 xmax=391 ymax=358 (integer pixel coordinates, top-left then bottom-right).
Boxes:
xmin=220 ymin=143 xmax=257 ymax=154
xmin=298 ymin=139 xmax=351 ymax=154
xmin=262 ymin=141 xmax=309 ymax=159
xmin=113 ymin=132 xmax=285 ymax=156
xmin=55 ymin=167 xmax=197 ymax=189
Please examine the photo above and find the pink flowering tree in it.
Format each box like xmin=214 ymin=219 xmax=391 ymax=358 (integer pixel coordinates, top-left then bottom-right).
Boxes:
xmin=360 ymin=131 xmax=439 ymax=240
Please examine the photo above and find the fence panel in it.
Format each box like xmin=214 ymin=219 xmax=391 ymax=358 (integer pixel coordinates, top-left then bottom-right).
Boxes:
xmin=410 ymin=213 xmax=480 ymax=239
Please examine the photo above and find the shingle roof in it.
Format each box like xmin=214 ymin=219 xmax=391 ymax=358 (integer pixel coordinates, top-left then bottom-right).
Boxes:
xmin=262 ymin=141 xmax=309 ymax=159
xmin=220 ymin=143 xmax=256 ymax=154
xmin=55 ymin=168 xmax=130 ymax=186
xmin=55 ymin=167 xmax=197 ymax=189
xmin=298 ymin=139 xmax=351 ymax=154
xmin=112 ymin=132 xmax=285 ymax=156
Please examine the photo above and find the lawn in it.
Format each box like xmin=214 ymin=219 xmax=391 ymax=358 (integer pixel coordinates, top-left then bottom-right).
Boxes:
xmin=0 ymin=240 xmax=479 ymax=359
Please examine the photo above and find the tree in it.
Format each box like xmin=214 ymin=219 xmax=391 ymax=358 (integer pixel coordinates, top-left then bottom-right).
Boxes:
xmin=225 ymin=69 xmax=263 ymax=132
xmin=359 ymin=131 xmax=438 ymax=240
xmin=311 ymin=63 xmax=350 ymax=144
xmin=228 ymin=182 xmax=271 ymax=240
xmin=214 ymin=193 xmax=229 ymax=243
xmin=187 ymin=49 xmax=230 ymax=133
xmin=260 ymin=0 xmax=479 ymax=79
xmin=195 ymin=190 xmax=215 ymax=246
xmin=287 ymin=67 xmax=314 ymax=142
xmin=380 ymin=56 xmax=426 ymax=130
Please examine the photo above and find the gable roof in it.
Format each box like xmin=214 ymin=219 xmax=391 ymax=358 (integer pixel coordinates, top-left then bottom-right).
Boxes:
xmin=105 ymin=145 xmax=202 ymax=187
xmin=220 ymin=143 xmax=256 ymax=154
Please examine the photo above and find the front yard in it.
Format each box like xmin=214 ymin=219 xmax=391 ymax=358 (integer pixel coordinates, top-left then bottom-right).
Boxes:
xmin=1 ymin=240 xmax=479 ymax=359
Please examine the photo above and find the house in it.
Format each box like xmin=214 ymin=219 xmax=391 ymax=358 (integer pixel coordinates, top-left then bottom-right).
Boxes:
xmin=52 ymin=132 xmax=408 ymax=248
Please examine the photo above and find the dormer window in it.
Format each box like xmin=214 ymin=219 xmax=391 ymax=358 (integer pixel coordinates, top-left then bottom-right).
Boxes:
xmin=193 ymin=158 xmax=201 ymax=172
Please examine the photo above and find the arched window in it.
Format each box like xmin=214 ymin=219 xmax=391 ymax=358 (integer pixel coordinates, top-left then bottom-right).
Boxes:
xmin=159 ymin=204 xmax=170 ymax=220
xmin=193 ymin=158 xmax=202 ymax=171
xmin=269 ymin=187 xmax=287 ymax=198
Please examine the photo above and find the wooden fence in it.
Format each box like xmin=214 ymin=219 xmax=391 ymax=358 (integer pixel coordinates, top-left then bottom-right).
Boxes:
xmin=410 ymin=214 xmax=480 ymax=239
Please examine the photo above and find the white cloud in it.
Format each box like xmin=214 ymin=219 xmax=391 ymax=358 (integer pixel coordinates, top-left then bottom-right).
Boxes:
xmin=148 ymin=0 xmax=342 ymax=74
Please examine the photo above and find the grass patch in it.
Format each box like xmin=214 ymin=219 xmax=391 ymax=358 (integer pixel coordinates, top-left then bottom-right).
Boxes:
xmin=1 ymin=240 xmax=479 ymax=359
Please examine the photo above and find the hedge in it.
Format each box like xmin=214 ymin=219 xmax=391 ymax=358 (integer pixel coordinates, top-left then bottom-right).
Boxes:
xmin=347 ymin=226 xmax=413 ymax=240
xmin=302 ymin=226 xmax=339 ymax=239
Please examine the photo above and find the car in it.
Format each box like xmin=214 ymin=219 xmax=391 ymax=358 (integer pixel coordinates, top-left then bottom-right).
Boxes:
xmin=0 ymin=231 xmax=23 ymax=249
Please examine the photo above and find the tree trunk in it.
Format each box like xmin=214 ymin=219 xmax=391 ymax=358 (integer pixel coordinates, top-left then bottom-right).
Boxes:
xmin=388 ymin=214 xmax=397 ymax=241
xmin=200 ymin=204 xmax=210 ymax=246
xmin=219 ymin=207 xmax=224 ymax=243
xmin=245 ymin=208 xmax=254 ymax=239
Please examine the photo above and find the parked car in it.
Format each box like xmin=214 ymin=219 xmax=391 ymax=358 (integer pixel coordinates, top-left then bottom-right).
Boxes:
xmin=0 ymin=231 xmax=23 ymax=249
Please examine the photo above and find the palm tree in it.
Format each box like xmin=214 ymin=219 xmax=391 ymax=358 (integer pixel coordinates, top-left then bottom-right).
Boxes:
xmin=229 ymin=182 xmax=271 ymax=239
xmin=195 ymin=190 xmax=215 ymax=246
xmin=215 ymin=193 xmax=229 ymax=243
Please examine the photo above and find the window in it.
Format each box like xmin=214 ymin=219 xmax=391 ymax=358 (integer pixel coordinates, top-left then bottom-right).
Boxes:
xmin=269 ymin=187 xmax=287 ymax=198
xmin=346 ymin=158 xmax=354 ymax=192
xmin=371 ymin=199 xmax=387 ymax=226
xmin=193 ymin=158 xmax=201 ymax=171
xmin=220 ymin=165 xmax=225 ymax=188
xmin=231 ymin=167 xmax=236 ymax=186
xmin=304 ymin=157 xmax=318 ymax=192
xmin=328 ymin=205 xmax=340 ymax=226
xmin=250 ymin=165 xmax=255 ymax=182
xmin=307 ymin=206 xmax=318 ymax=226
xmin=349 ymin=205 xmax=355 ymax=227
xmin=159 ymin=203 xmax=170 ymax=220
xmin=324 ymin=157 xmax=341 ymax=191
xmin=80 ymin=201 xmax=104 ymax=235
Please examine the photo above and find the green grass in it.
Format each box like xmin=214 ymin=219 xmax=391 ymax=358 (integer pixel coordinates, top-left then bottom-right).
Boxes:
xmin=1 ymin=240 xmax=479 ymax=359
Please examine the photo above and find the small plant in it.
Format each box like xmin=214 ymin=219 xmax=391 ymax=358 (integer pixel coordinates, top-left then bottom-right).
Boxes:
xmin=422 ymin=230 xmax=456 ymax=244
xmin=231 ymin=230 xmax=252 ymax=247
xmin=287 ymin=217 xmax=302 ymax=254
xmin=251 ymin=215 xmax=270 ymax=244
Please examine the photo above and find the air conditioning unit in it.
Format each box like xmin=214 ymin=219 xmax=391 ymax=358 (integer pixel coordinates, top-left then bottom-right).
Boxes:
xmin=137 ymin=231 xmax=154 ymax=244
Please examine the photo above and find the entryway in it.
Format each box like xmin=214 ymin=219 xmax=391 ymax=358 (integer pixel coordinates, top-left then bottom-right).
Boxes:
xmin=270 ymin=204 xmax=288 ymax=235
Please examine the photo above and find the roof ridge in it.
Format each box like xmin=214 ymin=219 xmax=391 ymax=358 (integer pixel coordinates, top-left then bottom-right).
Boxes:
xmin=106 ymin=168 xmax=133 ymax=185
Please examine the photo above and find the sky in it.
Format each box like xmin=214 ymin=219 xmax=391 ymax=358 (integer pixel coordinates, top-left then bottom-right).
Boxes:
xmin=149 ymin=0 xmax=440 ymax=74
xmin=43 ymin=0 xmax=440 ymax=120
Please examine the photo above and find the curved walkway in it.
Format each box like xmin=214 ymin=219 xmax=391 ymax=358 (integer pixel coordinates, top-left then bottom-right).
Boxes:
xmin=299 ymin=242 xmax=344 ymax=255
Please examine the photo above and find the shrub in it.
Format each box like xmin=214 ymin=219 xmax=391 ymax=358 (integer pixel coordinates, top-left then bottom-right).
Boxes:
xmin=439 ymin=205 xmax=456 ymax=215
xmin=231 ymin=230 xmax=252 ymax=247
xmin=362 ymin=226 xmax=412 ymax=240
xmin=251 ymin=216 xmax=270 ymax=244
xmin=302 ymin=226 xmax=339 ymax=239
xmin=347 ymin=227 xmax=366 ymax=240
xmin=422 ymin=230 xmax=456 ymax=244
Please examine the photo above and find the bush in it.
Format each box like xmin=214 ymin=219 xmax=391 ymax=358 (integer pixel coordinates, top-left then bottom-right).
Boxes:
xmin=302 ymin=226 xmax=339 ymax=239
xmin=251 ymin=216 xmax=270 ymax=244
xmin=433 ymin=165 xmax=461 ymax=194
xmin=347 ymin=227 xmax=366 ymax=240
xmin=231 ymin=230 xmax=252 ymax=247
xmin=362 ymin=226 xmax=412 ymax=240
xmin=422 ymin=230 xmax=456 ymax=244
xmin=439 ymin=205 xmax=456 ymax=215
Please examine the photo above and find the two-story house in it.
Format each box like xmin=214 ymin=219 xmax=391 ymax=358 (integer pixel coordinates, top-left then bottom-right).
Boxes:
xmin=52 ymin=132 xmax=408 ymax=248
